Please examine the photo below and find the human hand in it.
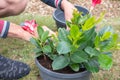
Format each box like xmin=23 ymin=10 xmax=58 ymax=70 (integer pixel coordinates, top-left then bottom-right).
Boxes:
xmin=61 ymin=0 xmax=77 ymax=30
xmin=8 ymin=22 xmax=35 ymax=41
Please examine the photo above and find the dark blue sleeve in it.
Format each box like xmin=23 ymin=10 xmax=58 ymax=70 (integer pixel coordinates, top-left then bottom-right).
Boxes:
xmin=41 ymin=0 xmax=56 ymax=8
xmin=41 ymin=0 xmax=62 ymax=9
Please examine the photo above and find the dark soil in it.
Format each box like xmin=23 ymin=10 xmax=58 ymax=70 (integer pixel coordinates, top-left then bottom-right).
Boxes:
xmin=37 ymin=55 xmax=86 ymax=74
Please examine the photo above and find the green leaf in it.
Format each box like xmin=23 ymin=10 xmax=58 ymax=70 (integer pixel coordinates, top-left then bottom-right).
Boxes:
xmin=34 ymin=48 xmax=42 ymax=57
xmin=41 ymin=31 xmax=49 ymax=42
xmin=69 ymin=63 xmax=80 ymax=72
xmin=100 ymin=40 xmax=112 ymax=51
xmin=68 ymin=25 xmax=82 ymax=48
xmin=57 ymin=41 xmax=72 ymax=54
xmin=30 ymin=37 xmax=40 ymax=48
xmin=37 ymin=26 xmax=44 ymax=38
xmin=98 ymin=54 xmax=113 ymax=70
xmin=103 ymin=52 xmax=112 ymax=57
xmin=42 ymin=45 xmax=52 ymax=53
xmin=47 ymin=54 xmax=57 ymax=60
xmin=100 ymin=32 xmax=111 ymax=41
xmin=117 ymin=42 xmax=120 ymax=49
xmin=84 ymin=59 xmax=99 ymax=73
xmin=71 ymin=10 xmax=81 ymax=24
xmin=71 ymin=51 xmax=89 ymax=63
xmin=78 ymin=14 xmax=90 ymax=25
xmin=69 ymin=24 xmax=82 ymax=40
xmin=35 ymin=52 xmax=42 ymax=58
xmin=58 ymin=28 xmax=70 ymax=42
xmin=52 ymin=56 xmax=70 ymax=70
xmin=82 ymin=16 xmax=95 ymax=31
xmin=84 ymin=46 xmax=100 ymax=57
xmin=99 ymin=26 xmax=113 ymax=36
xmin=66 ymin=21 xmax=71 ymax=28
xmin=79 ymin=27 xmax=96 ymax=45
xmin=82 ymin=12 xmax=104 ymax=31
xmin=110 ymin=33 xmax=119 ymax=49
xmin=94 ymin=36 xmax=100 ymax=48
xmin=112 ymin=33 xmax=118 ymax=44
xmin=47 ymin=39 xmax=55 ymax=51
xmin=34 ymin=48 xmax=42 ymax=54
xmin=100 ymin=33 xmax=118 ymax=51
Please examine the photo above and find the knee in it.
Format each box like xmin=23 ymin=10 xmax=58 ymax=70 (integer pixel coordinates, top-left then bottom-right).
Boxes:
xmin=8 ymin=0 xmax=28 ymax=15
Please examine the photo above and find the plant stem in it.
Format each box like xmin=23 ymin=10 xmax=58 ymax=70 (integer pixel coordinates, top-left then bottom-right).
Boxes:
xmin=43 ymin=55 xmax=47 ymax=61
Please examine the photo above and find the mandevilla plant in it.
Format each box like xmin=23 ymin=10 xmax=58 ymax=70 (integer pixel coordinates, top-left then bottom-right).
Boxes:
xmin=30 ymin=10 xmax=119 ymax=73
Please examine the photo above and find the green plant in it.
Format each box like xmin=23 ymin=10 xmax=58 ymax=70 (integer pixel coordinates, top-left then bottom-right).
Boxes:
xmin=30 ymin=10 xmax=119 ymax=73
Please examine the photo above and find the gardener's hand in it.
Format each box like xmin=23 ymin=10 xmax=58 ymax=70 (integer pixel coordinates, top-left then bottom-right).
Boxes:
xmin=8 ymin=22 xmax=36 ymax=41
xmin=61 ymin=0 xmax=76 ymax=30
xmin=61 ymin=0 xmax=75 ymax=21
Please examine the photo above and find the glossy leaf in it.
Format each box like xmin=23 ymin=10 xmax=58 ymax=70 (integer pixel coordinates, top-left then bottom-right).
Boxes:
xmin=68 ymin=25 xmax=82 ymax=48
xmin=100 ymin=33 xmax=118 ymax=51
xmin=37 ymin=26 xmax=44 ymax=38
xmin=58 ymin=28 xmax=69 ymax=42
xmin=42 ymin=45 xmax=52 ymax=53
xmin=30 ymin=38 xmax=40 ymax=48
xmin=103 ymin=52 xmax=112 ymax=57
xmin=98 ymin=54 xmax=113 ymax=70
xmin=57 ymin=41 xmax=72 ymax=54
xmin=84 ymin=59 xmax=99 ymax=73
xmin=100 ymin=40 xmax=112 ymax=51
xmin=34 ymin=48 xmax=42 ymax=54
xmin=41 ymin=31 xmax=49 ymax=42
xmin=66 ymin=21 xmax=71 ymax=28
xmin=52 ymin=55 xmax=70 ymax=70
xmin=94 ymin=36 xmax=100 ymax=48
xmin=78 ymin=14 xmax=90 ymax=25
xmin=85 ymin=46 xmax=100 ymax=57
xmin=71 ymin=10 xmax=81 ymax=24
xmin=34 ymin=48 xmax=42 ymax=57
xmin=100 ymin=32 xmax=111 ymax=41
xmin=71 ymin=51 xmax=89 ymax=63
xmin=80 ymin=27 xmax=96 ymax=43
xmin=82 ymin=16 xmax=95 ymax=31
xmin=99 ymin=26 xmax=113 ymax=36
xmin=70 ymin=63 xmax=80 ymax=72
xmin=69 ymin=24 xmax=81 ymax=40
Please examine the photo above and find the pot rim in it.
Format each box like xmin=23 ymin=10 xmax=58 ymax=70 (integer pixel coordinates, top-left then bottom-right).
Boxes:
xmin=52 ymin=5 xmax=89 ymax=25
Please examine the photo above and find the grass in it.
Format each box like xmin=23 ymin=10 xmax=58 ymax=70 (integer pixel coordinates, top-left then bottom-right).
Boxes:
xmin=0 ymin=13 xmax=120 ymax=80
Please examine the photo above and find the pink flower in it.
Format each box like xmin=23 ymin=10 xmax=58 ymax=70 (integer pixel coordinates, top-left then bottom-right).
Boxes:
xmin=21 ymin=20 xmax=38 ymax=34
xmin=92 ymin=0 xmax=101 ymax=7
xmin=90 ymin=0 xmax=101 ymax=12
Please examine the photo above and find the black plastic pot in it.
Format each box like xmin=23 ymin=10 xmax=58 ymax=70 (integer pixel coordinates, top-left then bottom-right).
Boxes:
xmin=35 ymin=58 xmax=91 ymax=80
xmin=53 ymin=5 xmax=89 ymax=29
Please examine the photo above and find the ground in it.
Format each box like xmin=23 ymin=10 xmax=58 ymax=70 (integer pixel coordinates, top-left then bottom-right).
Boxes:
xmin=24 ymin=0 xmax=120 ymax=18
